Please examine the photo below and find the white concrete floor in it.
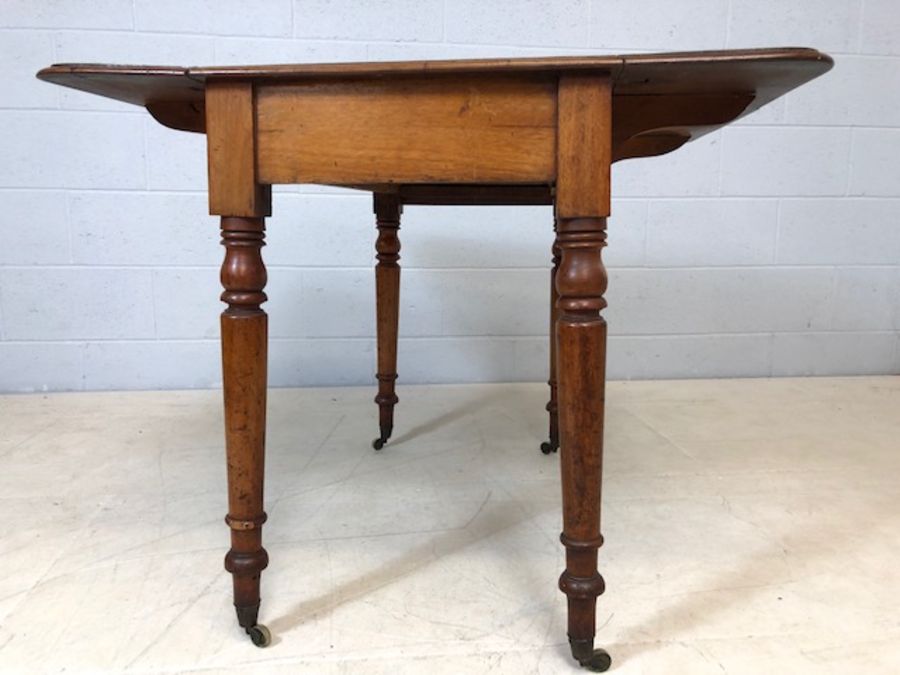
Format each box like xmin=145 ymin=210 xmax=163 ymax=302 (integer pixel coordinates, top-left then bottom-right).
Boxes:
xmin=1 ymin=377 xmax=899 ymax=674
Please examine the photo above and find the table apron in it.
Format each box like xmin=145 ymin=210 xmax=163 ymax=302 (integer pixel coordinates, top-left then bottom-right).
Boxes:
xmin=254 ymin=75 xmax=559 ymax=185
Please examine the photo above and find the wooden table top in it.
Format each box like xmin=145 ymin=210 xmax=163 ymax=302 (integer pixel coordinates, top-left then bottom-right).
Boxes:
xmin=38 ymin=47 xmax=830 ymax=114
xmin=37 ymin=48 xmax=832 ymax=199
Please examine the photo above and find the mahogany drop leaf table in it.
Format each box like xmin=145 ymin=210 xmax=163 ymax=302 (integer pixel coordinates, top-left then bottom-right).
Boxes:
xmin=38 ymin=48 xmax=831 ymax=671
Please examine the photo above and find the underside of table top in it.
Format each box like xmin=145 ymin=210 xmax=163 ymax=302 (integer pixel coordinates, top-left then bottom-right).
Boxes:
xmin=37 ymin=47 xmax=832 ymax=203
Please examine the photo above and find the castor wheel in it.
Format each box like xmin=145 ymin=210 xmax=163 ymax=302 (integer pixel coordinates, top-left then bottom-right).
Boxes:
xmin=578 ymin=649 xmax=611 ymax=672
xmin=570 ymin=639 xmax=611 ymax=672
xmin=372 ymin=437 xmax=386 ymax=450
xmin=246 ymin=624 xmax=272 ymax=648
xmin=540 ymin=440 xmax=559 ymax=454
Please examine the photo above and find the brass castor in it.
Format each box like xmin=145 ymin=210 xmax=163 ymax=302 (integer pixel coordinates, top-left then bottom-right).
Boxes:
xmin=540 ymin=440 xmax=559 ymax=454
xmin=372 ymin=437 xmax=387 ymax=450
xmin=246 ymin=624 xmax=272 ymax=648
xmin=570 ymin=638 xmax=611 ymax=672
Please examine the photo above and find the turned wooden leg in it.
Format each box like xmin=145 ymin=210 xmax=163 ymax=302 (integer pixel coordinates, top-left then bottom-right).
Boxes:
xmin=556 ymin=222 xmax=609 ymax=671
xmin=541 ymin=222 xmax=561 ymax=455
xmin=220 ymin=216 xmax=271 ymax=647
xmin=554 ymin=73 xmax=613 ymax=671
xmin=372 ymin=192 xmax=402 ymax=450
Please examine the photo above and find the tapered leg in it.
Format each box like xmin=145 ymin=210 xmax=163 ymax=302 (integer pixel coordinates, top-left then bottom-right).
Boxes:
xmin=556 ymin=221 xmax=609 ymax=671
xmin=554 ymin=73 xmax=613 ymax=672
xmin=372 ymin=193 xmax=402 ymax=450
xmin=541 ymin=222 xmax=561 ymax=455
xmin=220 ymin=216 xmax=271 ymax=647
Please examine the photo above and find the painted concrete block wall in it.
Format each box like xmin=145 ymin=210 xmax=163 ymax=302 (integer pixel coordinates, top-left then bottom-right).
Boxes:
xmin=1 ymin=0 xmax=898 ymax=391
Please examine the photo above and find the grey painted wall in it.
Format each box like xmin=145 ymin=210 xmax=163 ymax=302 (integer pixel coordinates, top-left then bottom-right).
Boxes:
xmin=1 ymin=0 xmax=899 ymax=391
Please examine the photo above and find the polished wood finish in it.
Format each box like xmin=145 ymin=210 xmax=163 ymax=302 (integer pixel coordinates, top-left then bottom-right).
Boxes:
xmin=611 ymin=92 xmax=753 ymax=162
xmin=555 ymin=221 xmax=610 ymax=670
xmin=37 ymin=47 xmax=828 ymax=96
xmin=206 ymin=83 xmax=272 ymax=641
xmin=554 ymin=75 xmax=613 ymax=669
xmin=206 ymin=82 xmax=270 ymax=218
xmin=219 ymin=215 xmax=269 ymax=634
xmin=255 ymin=76 xmax=557 ymax=185
xmin=373 ymin=193 xmax=402 ymax=450
xmin=556 ymin=75 xmax=612 ymax=218
xmin=38 ymin=48 xmax=832 ymax=669
xmin=38 ymin=48 xmax=833 ymax=170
